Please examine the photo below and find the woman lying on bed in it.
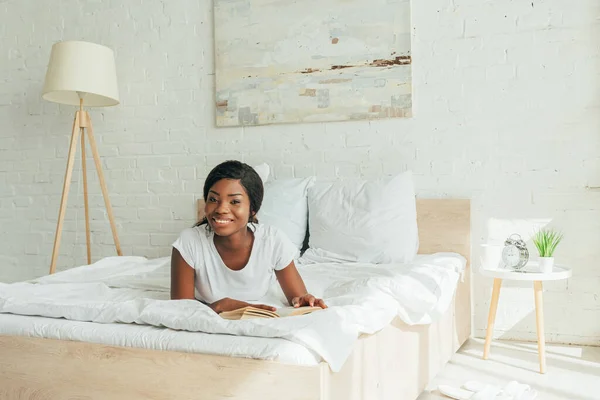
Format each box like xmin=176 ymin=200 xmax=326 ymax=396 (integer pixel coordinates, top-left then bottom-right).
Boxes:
xmin=170 ymin=160 xmax=327 ymax=314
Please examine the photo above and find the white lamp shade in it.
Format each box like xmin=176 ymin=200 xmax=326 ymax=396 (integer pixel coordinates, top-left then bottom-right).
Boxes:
xmin=42 ymin=41 xmax=119 ymax=107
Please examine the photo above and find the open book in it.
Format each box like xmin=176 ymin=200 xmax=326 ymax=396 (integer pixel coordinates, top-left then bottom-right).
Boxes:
xmin=220 ymin=306 xmax=322 ymax=320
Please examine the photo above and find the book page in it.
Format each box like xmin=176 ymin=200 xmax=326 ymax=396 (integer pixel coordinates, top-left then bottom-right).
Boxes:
xmin=221 ymin=306 xmax=322 ymax=320
xmin=244 ymin=307 xmax=279 ymax=318
xmin=276 ymin=306 xmax=322 ymax=318
xmin=220 ymin=306 xmax=279 ymax=320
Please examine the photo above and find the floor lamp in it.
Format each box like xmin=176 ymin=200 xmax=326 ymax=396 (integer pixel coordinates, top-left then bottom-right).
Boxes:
xmin=42 ymin=41 xmax=122 ymax=275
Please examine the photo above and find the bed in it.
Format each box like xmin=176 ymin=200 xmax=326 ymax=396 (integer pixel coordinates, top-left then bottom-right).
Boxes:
xmin=0 ymin=198 xmax=471 ymax=400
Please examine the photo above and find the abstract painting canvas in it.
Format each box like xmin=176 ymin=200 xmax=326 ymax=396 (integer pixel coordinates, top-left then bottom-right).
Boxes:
xmin=214 ymin=0 xmax=412 ymax=127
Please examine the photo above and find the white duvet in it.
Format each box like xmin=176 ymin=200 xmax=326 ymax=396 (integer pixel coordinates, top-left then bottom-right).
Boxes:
xmin=0 ymin=253 xmax=465 ymax=372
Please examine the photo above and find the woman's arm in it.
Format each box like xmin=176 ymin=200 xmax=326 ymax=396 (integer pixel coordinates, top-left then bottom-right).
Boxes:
xmin=170 ymin=248 xmax=195 ymax=300
xmin=275 ymin=261 xmax=327 ymax=308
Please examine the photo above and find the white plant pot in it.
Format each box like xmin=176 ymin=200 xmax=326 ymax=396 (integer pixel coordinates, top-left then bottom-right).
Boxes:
xmin=538 ymin=257 xmax=554 ymax=273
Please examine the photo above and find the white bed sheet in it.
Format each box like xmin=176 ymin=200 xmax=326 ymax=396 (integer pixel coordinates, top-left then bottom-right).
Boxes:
xmin=0 ymin=313 xmax=322 ymax=366
xmin=0 ymin=253 xmax=466 ymax=371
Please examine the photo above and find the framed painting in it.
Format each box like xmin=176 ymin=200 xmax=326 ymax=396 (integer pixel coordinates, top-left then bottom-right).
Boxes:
xmin=214 ymin=0 xmax=412 ymax=127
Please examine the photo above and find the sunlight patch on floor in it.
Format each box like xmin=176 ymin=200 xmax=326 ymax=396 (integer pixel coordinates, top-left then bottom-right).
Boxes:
xmin=417 ymin=338 xmax=600 ymax=400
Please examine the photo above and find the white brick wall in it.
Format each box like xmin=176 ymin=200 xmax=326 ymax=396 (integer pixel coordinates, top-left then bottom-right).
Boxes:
xmin=1 ymin=0 xmax=599 ymax=344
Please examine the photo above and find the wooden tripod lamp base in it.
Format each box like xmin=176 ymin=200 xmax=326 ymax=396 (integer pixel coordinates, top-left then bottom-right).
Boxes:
xmin=48 ymin=101 xmax=122 ymax=275
xmin=42 ymin=40 xmax=122 ymax=275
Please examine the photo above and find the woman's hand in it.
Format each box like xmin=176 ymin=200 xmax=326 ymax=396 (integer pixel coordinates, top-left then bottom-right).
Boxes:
xmin=275 ymin=261 xmax=327 ymax=309
xmin=209 ymin=297 xmax=276 ymax=314
xmin=291 ymin=293 xmax=327 ymax=309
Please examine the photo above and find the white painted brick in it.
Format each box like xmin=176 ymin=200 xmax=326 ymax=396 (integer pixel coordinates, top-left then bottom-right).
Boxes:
xmin=101 ymin=132 xmax=135 ymax=145
xmin=313 ymin=163 xmax=336 ymax=179
xmin=109 ymin=181 xmax=148 ymax=195
xmin=161 ymin=220 xmax=196 ymax=233
xmin=158 ymin=195 xmax=194 ymax=209
xmin=0 ymin=138 xmax=15 ymax=150
xmin=126 ymin=196 xmax=158 ymax=207
xmin=281 ymin=151 xmax=324 ymax=166
xmin=358 ymin=163 xmax=383 ymax=179
xmin=485 ymin=64 xmax=516 ymax=81
xmin=335 ymin=163 xmax=360 ymax=178
xmin=0 ymin=150 xmax=24 ymax=161
xmin=568 ymin=276 xmax=600 ymax=294
xmin=133 ymin=130 xmax=170 ymax=143
xmin=205 ymin=140 xmax=234 ymax=154
xmin=325 ymin=149 xmax=369 ymax=164
xmin=515 ymin=9 xmax=559 ymax=31
xmin=118 ymin=143 xmax=153 ymax=156
xmin=159 ymin=168 xmax=178 ymax=181
xmin=104 ymin=157 xmax=137 ymax=169
xmin=120 ymin=234 xmax=150 ymax=246
xmin=293 ymin=163 xmax=316 ymax=178
xmin=0 ymin=161 xmax=13 ymax=172
xmin=177 ymin=167 xmax=196 ymax=180
xmin=13 ymin=197 xmax=33 ymax=207
xmin=137 ymin=168 xmax=160 ymax=183
xmin=346 ymin=132 xmax=385 ymax=148
xmin=183 ymin=180 xmax=204 ymax=194
xmin=152 ymin=142 xmax=187 ymax=155
xmin=170 ymin=155 xmax=205 ymax=168
xmin=156 ymin=91 xmax=193 ymax=106
xmin=464 ymin=13 xmax=517 ymax=38
xmin=123 ymin=221 xmax=164 ymax=234
xmin=136 ymin=156 xmax=171 ymax=168
xmin=132 ymin=246 xmax=168 ymax=259
xmin=304 ymin=130 xmax=345 ymax=150
xmin=150 ymin=233 xmax=178 ymax=246
xmin=271 ymin=164 xmax=294 ymax=179
xmin=34 ymin=173 xmax=51 ymax=183
xmin=264 ymin=133 xmax=303 ymax=152
xmin=206 ymin=154 xmax=244 ymax=168
xmin=148 ymin=182 xmax=181 ymax=194
xmin=239 ymin=135 xmax=265 ymax=153
xmin=138 ymin=207 xmax=174 ymax=221
xmin=12 ymin=161 xmax=38 ymax=172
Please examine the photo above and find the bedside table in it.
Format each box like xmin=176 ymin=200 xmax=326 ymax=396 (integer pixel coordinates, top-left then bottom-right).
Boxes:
xmin=479 ymin=263 xmax=572 ymax=374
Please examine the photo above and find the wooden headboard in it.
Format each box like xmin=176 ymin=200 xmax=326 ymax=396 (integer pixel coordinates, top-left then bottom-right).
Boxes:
xmin=416 ymin=199 xmax=470 ymax=260
xmin=415 ymin=198 xmax=471 ymax=342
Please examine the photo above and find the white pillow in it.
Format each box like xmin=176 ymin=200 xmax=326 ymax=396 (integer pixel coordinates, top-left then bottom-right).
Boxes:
xmin=257 ymin=177 xmax=315 ymax=251
xmin=301 ymin=171 xmax=418 ymax=264
xmin=253 ymin=163 xmax=270 ymax=183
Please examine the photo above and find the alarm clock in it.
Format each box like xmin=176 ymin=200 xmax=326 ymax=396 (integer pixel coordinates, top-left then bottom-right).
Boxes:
xmin=502 ymin=233 xmax=529 ymax=270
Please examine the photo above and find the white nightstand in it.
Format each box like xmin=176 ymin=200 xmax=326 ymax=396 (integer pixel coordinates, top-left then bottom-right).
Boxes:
xmin=479 ymin=263 xmax=572 ymax=374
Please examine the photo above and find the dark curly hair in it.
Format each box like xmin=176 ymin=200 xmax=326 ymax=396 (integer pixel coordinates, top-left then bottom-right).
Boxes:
xmin=195 ymin=160 xmax=263 ymax=227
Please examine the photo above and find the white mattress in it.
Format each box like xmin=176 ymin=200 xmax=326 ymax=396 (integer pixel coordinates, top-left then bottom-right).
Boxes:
xmin=0 ymin=313 xmax=322 ymax=366
xmin=0 ymin=253 xmax=466 ymax=370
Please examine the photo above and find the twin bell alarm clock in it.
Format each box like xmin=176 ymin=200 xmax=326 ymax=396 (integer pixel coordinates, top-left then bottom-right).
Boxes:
xmin=501 ymin=233 xmax=529 ymax=270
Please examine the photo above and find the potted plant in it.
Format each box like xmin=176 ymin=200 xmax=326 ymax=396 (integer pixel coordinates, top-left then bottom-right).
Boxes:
xmin=532 ymin=228 xmax=563 ymax=273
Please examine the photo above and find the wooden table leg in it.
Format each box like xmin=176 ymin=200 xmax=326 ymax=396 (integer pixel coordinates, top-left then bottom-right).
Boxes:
xmin=534 ymin=281 xmax=546 ymax=374
xmin=483 ymin=278 xmax=502 ymax=360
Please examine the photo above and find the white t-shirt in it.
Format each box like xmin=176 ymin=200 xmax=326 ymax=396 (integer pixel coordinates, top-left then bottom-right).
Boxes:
xmin=172 ymin=223 xmax=299 ymax=304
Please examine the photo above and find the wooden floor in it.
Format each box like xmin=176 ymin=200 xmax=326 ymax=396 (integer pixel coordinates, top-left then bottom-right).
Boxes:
xmin=418 ymin=338 xmax=600 ymax=400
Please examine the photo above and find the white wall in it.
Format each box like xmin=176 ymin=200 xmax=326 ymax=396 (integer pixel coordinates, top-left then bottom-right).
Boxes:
xmin=1 ymin=0 xmax=599 ymax=344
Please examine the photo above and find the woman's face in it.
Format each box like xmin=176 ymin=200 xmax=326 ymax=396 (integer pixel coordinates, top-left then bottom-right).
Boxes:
xmin=205 ymin=178 xmax=252 ymax=237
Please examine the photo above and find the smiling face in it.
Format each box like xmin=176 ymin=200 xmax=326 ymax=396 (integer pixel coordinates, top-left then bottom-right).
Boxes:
xmin=204 ymin=178 xmax=253 ymax=237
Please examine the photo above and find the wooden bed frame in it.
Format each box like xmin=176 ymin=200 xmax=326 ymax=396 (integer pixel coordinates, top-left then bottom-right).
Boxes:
xmin=0 ymin=199 xmax=471 ymax=400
